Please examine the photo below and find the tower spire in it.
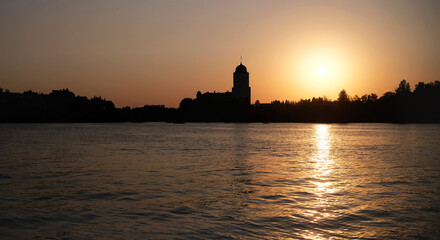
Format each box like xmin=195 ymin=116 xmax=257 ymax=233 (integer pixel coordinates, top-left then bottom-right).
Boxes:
xmin=240 ymin=56 xmax=242 ymax=64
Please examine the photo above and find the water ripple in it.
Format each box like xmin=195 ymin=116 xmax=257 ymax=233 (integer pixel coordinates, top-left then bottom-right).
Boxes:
xmin=0 ymin=123 xmax=439 ymax=239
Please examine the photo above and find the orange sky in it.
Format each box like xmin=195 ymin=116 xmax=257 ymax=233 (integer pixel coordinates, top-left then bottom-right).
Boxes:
xmin=1 ymin=0 xmax=439 ymax=107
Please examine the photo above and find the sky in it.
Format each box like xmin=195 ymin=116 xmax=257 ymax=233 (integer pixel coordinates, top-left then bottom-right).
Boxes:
xmin=1 ymin=0 xmax=440 ymax=107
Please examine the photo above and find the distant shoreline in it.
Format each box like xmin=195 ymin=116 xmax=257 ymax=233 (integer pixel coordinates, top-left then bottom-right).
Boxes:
xmin=1 ymin=80 xmax=440 ymax=123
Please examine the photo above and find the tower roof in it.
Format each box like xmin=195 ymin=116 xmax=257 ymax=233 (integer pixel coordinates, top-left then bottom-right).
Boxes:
xmin=235 ymin=63 xmax=247 ymax=73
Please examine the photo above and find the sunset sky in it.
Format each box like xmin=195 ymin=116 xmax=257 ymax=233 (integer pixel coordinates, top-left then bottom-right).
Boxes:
xmin=1 ymin=0 xmax=439 ymax=107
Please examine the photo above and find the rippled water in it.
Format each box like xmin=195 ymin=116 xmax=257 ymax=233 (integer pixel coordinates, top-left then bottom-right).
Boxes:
xmin=1 ymin=123 xmax=439 ymax=239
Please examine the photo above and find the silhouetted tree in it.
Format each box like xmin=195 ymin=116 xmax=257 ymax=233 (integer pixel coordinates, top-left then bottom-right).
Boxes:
xmin=395 ymin=79 xmax=411 ymax=96
xmin=369 ymin=93 xmax=378 ymax=102
xmin=338 ymin=89 xmax=350 ymax=102
xmin=352 ymin=95 xmax=361 ymax=102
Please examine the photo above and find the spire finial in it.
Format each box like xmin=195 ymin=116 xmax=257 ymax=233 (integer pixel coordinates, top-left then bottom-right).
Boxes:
xmin=240 ymin=56 xmax=243 ymax=64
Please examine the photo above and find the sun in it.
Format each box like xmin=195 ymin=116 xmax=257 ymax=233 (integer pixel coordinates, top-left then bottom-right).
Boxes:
xmin=291 ymin=47 xmax=351 ymax=99
xmin=317 ymin=66 xmax=328 ymax=76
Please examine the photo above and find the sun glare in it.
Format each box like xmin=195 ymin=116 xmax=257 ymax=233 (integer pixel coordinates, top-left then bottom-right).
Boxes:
xmin=317 ymin=66 xmax=328 ymax=76
xmin=292 ymin=48 xmax=351 ymax=99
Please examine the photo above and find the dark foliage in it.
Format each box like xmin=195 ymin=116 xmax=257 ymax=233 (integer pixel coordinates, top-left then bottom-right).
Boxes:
xmin=1 ymin=80 xmax=439 ymax=123
xmin=0 ymin=89 xmax=176 ymax=123
xmin=179 ymin=80 xmax=440 ymax=123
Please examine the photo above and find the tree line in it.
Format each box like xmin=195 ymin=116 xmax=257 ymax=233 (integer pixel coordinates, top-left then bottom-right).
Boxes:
xmin=1 ymin=79 xmax=439 ymax=123
xmin=0 ymin=88 xmax=176 ymax=123
xmin=250 ymin=80 xmax=440 ymax=123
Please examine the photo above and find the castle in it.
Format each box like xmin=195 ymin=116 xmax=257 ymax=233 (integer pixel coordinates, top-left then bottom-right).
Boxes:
xmin=192 ymin=61 xmax=251 ymax=106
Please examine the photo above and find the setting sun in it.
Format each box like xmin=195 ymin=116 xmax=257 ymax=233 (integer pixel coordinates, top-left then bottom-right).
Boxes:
xmin=292 ymin=47 xmax=351 ymax=99
xmin=317 ymin=66 xmax=328 ymax=76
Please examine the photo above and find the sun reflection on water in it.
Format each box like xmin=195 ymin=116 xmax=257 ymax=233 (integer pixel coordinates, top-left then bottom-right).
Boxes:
xmin=302 ymin=124 xmax=337 ymax=239
xmin=312 ymin=125 xmax=334 ymax=193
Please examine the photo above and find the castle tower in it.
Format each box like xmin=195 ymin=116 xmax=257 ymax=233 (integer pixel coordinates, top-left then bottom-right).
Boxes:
xmin=232 ymin=61 xmax=251 ymax=105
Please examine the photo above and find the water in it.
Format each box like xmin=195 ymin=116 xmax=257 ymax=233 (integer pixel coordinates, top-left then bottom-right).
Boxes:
xmin=0 ymin=123 xmax=439 ymax=239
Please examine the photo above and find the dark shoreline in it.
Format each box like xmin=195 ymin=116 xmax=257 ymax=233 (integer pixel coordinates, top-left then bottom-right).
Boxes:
xmin=1 ymin=80 xmax=439 ymax=124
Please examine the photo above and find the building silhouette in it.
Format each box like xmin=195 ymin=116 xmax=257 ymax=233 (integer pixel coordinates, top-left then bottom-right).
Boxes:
xmin=191 ymin=61 xmax=251 ymax=106
xmin=232 ymin=62 xmax=251 ymax=105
